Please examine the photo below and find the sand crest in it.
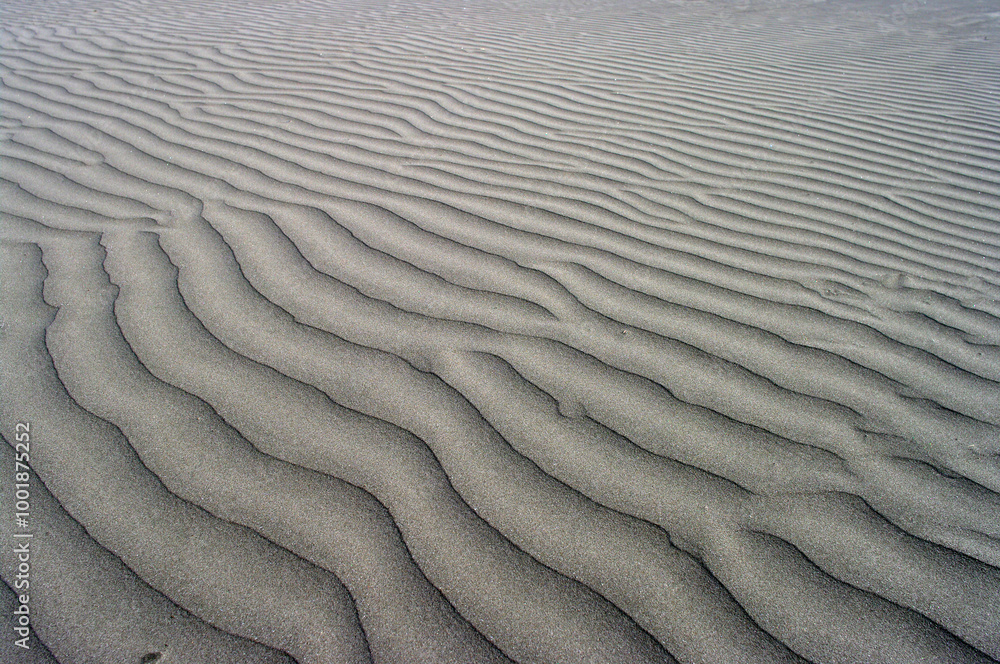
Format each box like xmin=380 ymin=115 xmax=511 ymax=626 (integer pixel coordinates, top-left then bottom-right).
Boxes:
xmin=2 ymin=1 xmax=999 ymax=662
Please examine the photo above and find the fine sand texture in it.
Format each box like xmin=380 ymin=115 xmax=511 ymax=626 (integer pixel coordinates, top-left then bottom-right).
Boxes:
xmin=2 ymin=0 xmax=999 ymax=662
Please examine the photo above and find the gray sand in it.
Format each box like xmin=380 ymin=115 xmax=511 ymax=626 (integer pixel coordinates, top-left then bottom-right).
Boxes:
xmin=2 ymin=1 xmax=999 ymax=662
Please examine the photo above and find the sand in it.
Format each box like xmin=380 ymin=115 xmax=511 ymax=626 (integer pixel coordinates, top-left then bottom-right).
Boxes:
xmin=1 ymin=0 xmax=999 ymax=662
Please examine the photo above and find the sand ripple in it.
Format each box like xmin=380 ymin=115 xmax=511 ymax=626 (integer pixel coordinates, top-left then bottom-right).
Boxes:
xmin=2 ymin=1 xmax=999 ymax=662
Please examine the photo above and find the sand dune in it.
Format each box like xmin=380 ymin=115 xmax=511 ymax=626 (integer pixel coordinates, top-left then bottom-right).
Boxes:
xmin=2 ymin=1 xmax=999 ymax=662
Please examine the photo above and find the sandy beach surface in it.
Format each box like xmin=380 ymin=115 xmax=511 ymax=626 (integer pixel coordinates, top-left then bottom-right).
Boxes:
xmin=2 ymin=1 xmax=999 ymax=662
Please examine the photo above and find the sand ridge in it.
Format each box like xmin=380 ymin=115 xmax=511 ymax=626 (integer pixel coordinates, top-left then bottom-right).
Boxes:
xmin=2 ymin=1 xmax=999 ymax=662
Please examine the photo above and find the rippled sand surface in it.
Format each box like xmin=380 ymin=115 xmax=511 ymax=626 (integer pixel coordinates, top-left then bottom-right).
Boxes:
xmin=2 ymin=1 xmax=999 ymax=662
